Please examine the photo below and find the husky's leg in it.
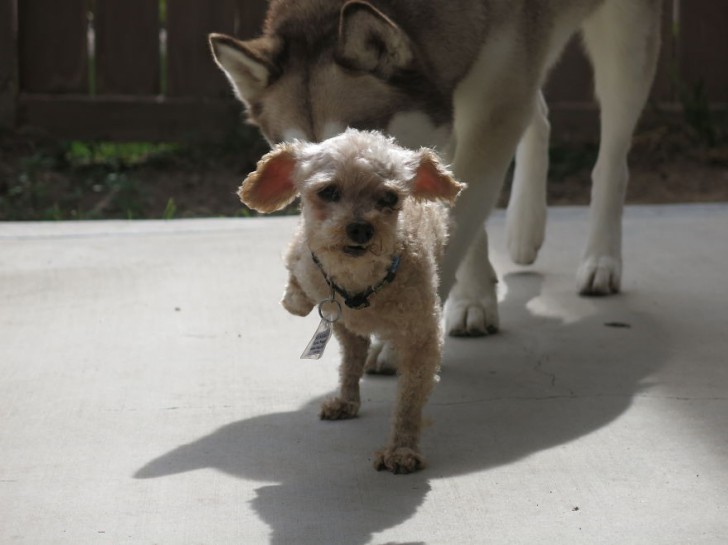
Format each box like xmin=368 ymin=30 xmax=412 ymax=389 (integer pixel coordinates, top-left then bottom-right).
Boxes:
xmin=440 ymin=43 xmax=538 ymax=335
xmin=445 ymin=228 xmax=499 ymax=336
xmin=577 ymin=0 xmax=662 ymax=294
xmin=506 ymin=90 xmax=550 ymax=265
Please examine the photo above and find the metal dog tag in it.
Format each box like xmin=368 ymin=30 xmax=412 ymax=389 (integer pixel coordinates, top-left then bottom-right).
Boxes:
xmin=300 ymin=298 xmax=341 ymax=360
xmin=300 ymin=318 xmax=333 ymax=360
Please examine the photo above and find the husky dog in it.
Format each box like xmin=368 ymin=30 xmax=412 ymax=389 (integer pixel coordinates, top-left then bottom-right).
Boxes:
xmin=209 ymin=0 xmax=663 ymax=338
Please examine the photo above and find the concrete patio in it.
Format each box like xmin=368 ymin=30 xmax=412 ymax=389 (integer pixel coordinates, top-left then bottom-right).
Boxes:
xmin=1 ymin=204 xmax=727 ymax=544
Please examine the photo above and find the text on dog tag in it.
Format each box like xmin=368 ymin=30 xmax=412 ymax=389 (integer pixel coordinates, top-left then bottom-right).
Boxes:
xmin=300 ymin=298 xmax=341 ymax=360
xmin=300 ymin=318 xmax=333 ymax=360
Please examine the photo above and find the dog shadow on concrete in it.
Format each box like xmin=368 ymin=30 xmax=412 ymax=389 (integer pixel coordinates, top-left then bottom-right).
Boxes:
xmin=135 ymin=271 xmax=667 ymax=545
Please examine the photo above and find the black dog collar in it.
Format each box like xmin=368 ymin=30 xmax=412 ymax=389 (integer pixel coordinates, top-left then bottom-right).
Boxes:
xmin=311 ymin=252 xmax=401 ymax=310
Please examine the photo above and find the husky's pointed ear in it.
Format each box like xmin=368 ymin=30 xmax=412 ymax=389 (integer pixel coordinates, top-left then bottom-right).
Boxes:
xmin=409 ymin=150 xmax=465 ymax=204
xmin=336 ymin=1 xmax=415 ymax=78
xmin=209 ymin=33 xmax=280 ymax=104
xmin=239 ymin=144 xmax=299 ymax=213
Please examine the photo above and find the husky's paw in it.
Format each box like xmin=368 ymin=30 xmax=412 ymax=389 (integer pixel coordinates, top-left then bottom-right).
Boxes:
xmin=577 ymin=255 xmax=621 ymax=295
xmin=364 ymin=340 xmax=398 ymax=375
xmin=319 ymin=397 xmax=359 ymax=420
xmin=373 ymin=447 xmax=426 ymax=474
xmin=445 ymin=295 xmax=499 ymax=337
xmin=506 ymin=201 xmax=546 ymax=265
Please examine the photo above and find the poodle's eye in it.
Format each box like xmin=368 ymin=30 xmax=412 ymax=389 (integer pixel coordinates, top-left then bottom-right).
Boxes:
xmin=317 ymin=185 xmax=341 ymax=203
xmin=377 ymin=191 xmax=399 ymax=209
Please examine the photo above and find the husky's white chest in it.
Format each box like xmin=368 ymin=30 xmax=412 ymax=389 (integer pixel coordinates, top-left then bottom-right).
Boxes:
xmin=387 ymin=112 xmax=452 ymax=158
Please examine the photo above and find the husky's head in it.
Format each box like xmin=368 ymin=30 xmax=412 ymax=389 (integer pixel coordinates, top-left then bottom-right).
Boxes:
xmin=209 ymin=1 xmax=451 ymax=149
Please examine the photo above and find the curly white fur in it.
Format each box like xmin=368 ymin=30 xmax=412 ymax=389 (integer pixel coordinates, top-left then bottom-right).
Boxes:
xmin=240 ymin=129 xmax=464 ymax=473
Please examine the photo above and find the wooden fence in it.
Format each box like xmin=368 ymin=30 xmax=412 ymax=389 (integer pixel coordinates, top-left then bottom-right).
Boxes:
xmin=0 ymin=0 xmax=726 ymax=142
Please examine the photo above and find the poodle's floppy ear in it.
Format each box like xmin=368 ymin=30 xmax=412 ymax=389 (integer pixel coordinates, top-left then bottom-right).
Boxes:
xmin=408 ymin=149 xmax=465 ymax=204
xmin=239 ymin=144 xmax=299 ymax=213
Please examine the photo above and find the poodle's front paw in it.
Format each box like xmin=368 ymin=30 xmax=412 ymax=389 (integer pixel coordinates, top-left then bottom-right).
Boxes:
xmin=281 ymin=289 xmax=314 ymax=317
xmin=319 ymin=397 xmax=359 ymax=420
xmin=364 ymin=340 xmax=398 ymax=375
xmin=373 ymin=447 xmax=426 ymax=474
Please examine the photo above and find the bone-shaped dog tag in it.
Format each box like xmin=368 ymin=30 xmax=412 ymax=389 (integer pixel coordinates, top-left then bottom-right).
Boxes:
xmin=300 ymin=298 xmax=341 ymax=360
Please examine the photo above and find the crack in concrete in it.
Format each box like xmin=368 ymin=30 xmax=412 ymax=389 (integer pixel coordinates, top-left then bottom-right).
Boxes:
xmin=534 ymin=356 xmax=557 ymax=388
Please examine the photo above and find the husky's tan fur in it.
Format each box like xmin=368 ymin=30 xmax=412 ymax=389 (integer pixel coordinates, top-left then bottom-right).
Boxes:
xmin=210 ymin=0 xmax=663 ymax=341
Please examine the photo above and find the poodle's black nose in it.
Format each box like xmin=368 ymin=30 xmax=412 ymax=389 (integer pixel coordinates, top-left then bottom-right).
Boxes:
xmin=346 ymin=221 xmax=374 ymax=244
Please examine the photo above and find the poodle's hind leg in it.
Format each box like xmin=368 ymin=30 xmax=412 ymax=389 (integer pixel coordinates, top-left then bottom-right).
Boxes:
xmin=364 ymin=336 xmax=398 ymax=375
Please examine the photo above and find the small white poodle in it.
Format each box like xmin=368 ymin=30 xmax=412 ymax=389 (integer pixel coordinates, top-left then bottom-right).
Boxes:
xmin=239 ymin=129 xmax=464 ymax=473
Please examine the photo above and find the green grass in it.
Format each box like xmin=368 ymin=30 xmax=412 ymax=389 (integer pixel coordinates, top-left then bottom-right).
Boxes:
xmin=0 ymin=124 xmax=270 ymax=221
xmin=162 ymin=197 xmax=177 ymax=219
xmin=65 ymin=141 xmax=182 ymax=168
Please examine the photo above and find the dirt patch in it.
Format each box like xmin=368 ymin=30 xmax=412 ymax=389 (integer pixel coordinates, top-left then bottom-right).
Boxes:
xmin=2 ymin=123 xmax=727 ymax=221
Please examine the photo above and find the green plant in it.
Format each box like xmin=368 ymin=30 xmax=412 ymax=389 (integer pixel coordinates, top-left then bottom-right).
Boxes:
xmin=65 ymin=141 xmax=181 ymax=169
xmin=102 ymin=172 xmax=147 ymax=218
xmin=0 ymin=125 xmax=270 ymax=220
xmin=163 ymin=197 xmax=177 ymax=219
xmin=666 ymin=19 xmax=723 ymax=148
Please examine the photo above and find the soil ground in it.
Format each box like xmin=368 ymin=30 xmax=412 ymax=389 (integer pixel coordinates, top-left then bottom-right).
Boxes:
xmin=1 ymin=121 xmax=727 ymax=221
